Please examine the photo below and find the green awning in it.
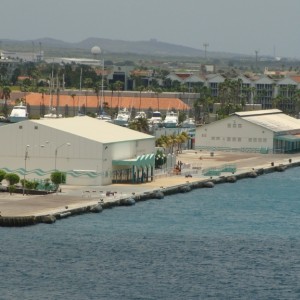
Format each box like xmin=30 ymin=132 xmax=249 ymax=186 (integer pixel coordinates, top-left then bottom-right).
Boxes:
xmin=112 ymin=154 xmax=155 ymax=168
xmin=275 ymin=135 xmax=300 ymax=142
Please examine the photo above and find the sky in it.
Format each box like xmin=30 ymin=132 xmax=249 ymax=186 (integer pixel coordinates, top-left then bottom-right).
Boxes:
xmin=1 ymin=0 xmax=300 ymax=58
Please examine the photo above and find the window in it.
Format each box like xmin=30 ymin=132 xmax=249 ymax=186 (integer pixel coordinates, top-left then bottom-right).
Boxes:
xmin=238 ymin=124 xmax=242 ymax=128
xmin=227 ymin=137 xmax=231 ymax=141
xmin=238 ymin=137 xmax=241 ymax=142
xmin=233 ymin=123 xmax=236 ymax=128
xmin=258 ymin=138 xmax=262 ymax=143
xmin=253 ymin=138 xmax=257 ymax=142
xmin=232 ymin=137 xmax=236 ymax=142
xmin=212 ymin=137 xmax=215 ymax=140
xmin=249 ymin=138 xmax=252 ymax=142
xmin=263 ymin=138 xmax=267 ymax=142
xmin=227 ymin=124 xmax=231 ymax=128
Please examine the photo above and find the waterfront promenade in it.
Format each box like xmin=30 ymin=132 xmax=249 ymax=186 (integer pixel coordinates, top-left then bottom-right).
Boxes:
xmin=0 ymin=150 xmax=298 ymax=221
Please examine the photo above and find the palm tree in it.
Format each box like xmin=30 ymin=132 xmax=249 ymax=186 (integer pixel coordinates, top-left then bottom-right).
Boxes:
xmin=108 ymin=83 xmax=115 ymax=109
xmin=128 ymin=117 xmax=149 ymax=133
xmin=137 ymin=85 xmax=145 ymax=111
xmin=152 ymin=87 xmax=162 ymax=111
xmin=114 ymin=81 xmax=123 ymax=109
xmin=70 ymin=93 xmax=76 ymax=116
xmin=176 ymin=132 xmax=189 ymax=153
xmin=93 ymin=82 xmax=101 ymax=113
xmin=1 ymin=86 xmax=11 ymax=117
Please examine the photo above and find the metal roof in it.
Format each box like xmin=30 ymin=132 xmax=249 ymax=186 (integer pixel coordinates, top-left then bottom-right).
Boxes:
xmin=32 ymin=116 xmax=154 ymax=144
xmin=238 ymin=110 xmax=300 ymax=132
xmin=112 ymin=153 xmax=155 ymax=168
xmin=274 ymin=134 xmax=300 ymax=142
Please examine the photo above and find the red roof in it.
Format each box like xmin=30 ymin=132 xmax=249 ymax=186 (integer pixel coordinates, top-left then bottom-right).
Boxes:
xmin=20 ymin=93 xmax=190 ymax=111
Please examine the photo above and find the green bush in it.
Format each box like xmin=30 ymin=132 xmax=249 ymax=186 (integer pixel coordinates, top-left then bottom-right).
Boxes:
xmin=4 ymin=173 xmax=20 ymax=185
xmin=0 ymin=169 xmax=6 ymax=182
xmin=50 ymin=171 xmax=66 ymax=185
xmin=155 ymin=149 xmax=166 ymax=169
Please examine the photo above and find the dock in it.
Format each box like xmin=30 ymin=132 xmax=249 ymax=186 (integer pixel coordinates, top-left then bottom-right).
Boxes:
xmin=0 ymin=150 xmax=299 ymax=226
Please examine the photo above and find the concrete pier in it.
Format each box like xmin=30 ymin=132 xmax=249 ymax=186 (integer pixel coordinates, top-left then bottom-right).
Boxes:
xmin=0 ymin=151 xmax=299 ymax=226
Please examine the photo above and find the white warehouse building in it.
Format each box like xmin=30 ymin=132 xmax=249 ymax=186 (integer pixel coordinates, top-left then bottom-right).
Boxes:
xmin=0 ymin=116 xmax=156 ymax=186
xmin=195 ymin=109 xmax=300 ymax=154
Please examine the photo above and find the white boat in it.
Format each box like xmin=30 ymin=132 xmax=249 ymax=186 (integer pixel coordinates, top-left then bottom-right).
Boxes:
xmin=44 ymin=113 xmax=63 ymax=118
xmin=44 ymin=107 xmax=62 ymax=118
xmin=8 ymin=102 xmax=28 ymax=123
xmin=163 ymin=111 xmax=179 ymax=128
xmin=149 ymin=111 xmax=162 ymax=125
xmin=134 ymin=111 xmax=147 ymax=120
xmin=97 ymin=111 xmax=112 ymax=122
xmin=181 ymin=118 xmax=196 ymax=128
xmin=114 ymin=108 xmax=131 ymax=127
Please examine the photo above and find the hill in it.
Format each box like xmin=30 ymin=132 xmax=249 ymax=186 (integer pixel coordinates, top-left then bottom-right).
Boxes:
xmin=0 ymin=37 xmax=246 ymax=60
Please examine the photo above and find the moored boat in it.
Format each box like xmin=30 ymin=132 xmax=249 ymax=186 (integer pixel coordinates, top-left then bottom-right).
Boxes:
xmin=134 ymin=111 xmax=147 ymax=120
xmin=8 ymin=102 xmax=28 ymax=123
xmin=163 ymin=111 xmax=179 ymax=128
xmin=114 ymin=107 xmax=131 ymax=127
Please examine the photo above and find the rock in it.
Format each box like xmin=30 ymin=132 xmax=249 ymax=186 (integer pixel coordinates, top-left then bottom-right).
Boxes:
xmin=41 ymin=215 xmax=56 ymax=224
xmin=275 ymin=164 xmax=287 ymax=172
xmin=179 ymin=185 xmax=192 ymax=193
xmin=248 ymin=171 xmax=257 ymax=178
xmin=226 ymin=176 xmax=237 ymax=183
xmin=120 ymin=198 xmax=136 ymax=206
xmin=154 ymin=191 xmax=164 ymax=199
xmin=90 ymin=204 xmax=103 ymax=212
xmin=203 ymin=181 xmax=214 ymax=188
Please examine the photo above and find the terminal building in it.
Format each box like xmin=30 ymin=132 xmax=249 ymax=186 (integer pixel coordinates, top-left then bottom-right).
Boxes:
xmin=195 ymin=109 xmax=300 ymax=154
xmin=0 ymin=117 xmax=155 ymax=186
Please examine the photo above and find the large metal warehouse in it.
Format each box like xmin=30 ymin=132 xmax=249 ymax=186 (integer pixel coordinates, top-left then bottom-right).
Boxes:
xmin=195 ymin=109 xmax=300 ymax=154
xmin=0 ymin=116 xmax=156 ymax=186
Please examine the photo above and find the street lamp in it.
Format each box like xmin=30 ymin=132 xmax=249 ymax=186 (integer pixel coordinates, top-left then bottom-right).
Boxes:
xmin=54 ymin=142 xmax=71 ymax=171
xmin=23 ymin=145 xmax=30 ymax=196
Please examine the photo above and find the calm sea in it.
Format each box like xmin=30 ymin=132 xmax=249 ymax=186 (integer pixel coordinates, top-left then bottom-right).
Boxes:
xmin=1 ymin=168 xmax=300 ymax=299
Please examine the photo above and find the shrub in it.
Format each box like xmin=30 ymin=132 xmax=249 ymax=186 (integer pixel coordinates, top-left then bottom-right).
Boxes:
xmin=50 ymin=171 xmax=65 ymax=185
xmin=0 ymin=169 xmax=6 ymax=182
xmin=4 ymin=173 xmax=20 ymax=185
xmin=155 ymin=149 xmax=166 ymax=169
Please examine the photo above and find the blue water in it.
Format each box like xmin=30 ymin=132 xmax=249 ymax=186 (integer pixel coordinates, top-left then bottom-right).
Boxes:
xmin=1 ymin=169 xmax=300 ymax=299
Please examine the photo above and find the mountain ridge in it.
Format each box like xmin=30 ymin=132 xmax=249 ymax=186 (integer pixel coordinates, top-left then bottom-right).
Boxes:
xmin=0 ymin=37 xmax=248 ymax=59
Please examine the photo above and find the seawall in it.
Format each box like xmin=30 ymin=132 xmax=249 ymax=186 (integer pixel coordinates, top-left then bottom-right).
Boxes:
xmin=0 ymin=159 xmax=299 ymax=227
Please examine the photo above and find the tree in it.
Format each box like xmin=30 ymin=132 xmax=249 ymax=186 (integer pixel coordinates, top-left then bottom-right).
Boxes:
xmin=1 ymin=86 xmax=11 ymax=117
xmin=0 ymin=169 xmax=6 ymax=182
xmin=155 ymin=149 xmax=166 ymax=169
xmin=128 ymin=117 xmax=149 ymax=133
xmin=70 ymin=93 xmax=76 ymax=116
xmin=4 ymin=173 xmax=20 ymax=185
xmin=114 ymin=81 xmax=123 ymax=108
xmin=51 ymin=171 xmax=66 ymax=188
xmin=176 ymin=132 xmax=189 ymax=153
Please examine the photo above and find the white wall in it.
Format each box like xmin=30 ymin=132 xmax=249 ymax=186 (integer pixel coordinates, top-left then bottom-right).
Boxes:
xmin=195 ymin=116 xmax=274 ymax=152
xmin=0 ymin=121 xmax=155 ymax=186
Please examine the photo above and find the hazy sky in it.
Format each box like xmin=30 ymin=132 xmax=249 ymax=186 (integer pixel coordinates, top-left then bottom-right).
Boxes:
xmin=1 ymin=0 xmax=299 ymax=58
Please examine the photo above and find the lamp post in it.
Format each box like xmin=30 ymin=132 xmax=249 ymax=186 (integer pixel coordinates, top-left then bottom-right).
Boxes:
xmin=23 ymin=145 xmax=30 ymax=196
xmin=54 ymin=142 xmax=71 ymax=171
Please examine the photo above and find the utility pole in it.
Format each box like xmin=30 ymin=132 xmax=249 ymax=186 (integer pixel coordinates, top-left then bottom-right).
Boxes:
xmin=255 ymin=50 xmax=259 ymax=69
xmin=203 ymin=43 xmax=209 ymax=60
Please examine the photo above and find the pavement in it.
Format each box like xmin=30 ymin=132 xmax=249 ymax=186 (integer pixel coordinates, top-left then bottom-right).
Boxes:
xmin=0 ymin=150 xmax=298 ymax=217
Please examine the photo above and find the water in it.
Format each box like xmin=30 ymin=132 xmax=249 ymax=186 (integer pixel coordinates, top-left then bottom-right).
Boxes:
xmin=1 ymin=168 xmax=300 ymax=299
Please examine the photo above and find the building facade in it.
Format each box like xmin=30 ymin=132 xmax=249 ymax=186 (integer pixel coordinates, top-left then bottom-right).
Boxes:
xmin=0 ymin=117 xmax=156 ymax=186
xmin=195 ymin=109 xmax=300 ymax=154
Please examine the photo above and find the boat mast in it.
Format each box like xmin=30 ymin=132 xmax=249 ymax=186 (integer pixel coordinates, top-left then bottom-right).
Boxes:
xmin=100 ymin=56 xmax=104 ymax=114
